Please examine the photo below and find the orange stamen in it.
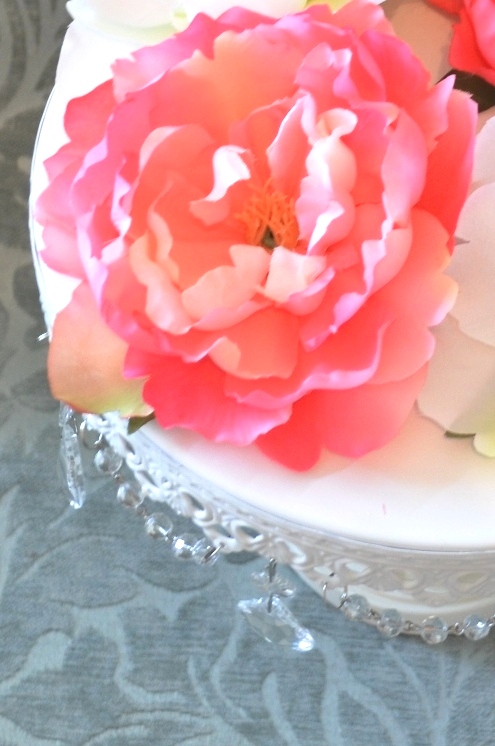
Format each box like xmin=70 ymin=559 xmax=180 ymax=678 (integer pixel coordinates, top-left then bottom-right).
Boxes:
xmin=236 ymin=180 xmax=299 ymax=251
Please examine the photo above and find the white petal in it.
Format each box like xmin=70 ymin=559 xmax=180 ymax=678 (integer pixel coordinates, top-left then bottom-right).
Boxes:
xmin=449 ymin=183 xmax=495 ymax=346
xmin=472 ymin=115 xmax=495 ymax=187
xmin=418 ymin=315 xmax=495 ymax=435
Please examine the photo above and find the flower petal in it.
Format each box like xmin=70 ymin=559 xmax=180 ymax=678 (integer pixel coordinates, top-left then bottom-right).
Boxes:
xmin=48 ymin=283 xmax=150 ymax=417
xmin=209 ymin=307 xmax=300 ymax=379
xmin=140 ymin=353 xmax=291 ymax=444
xmin=256 ymin=363 xmax=427 ymax=468
xmin=449 ymin=185 xmax=495 ymax=347
xmin=419 ymin=315 xmax=495 ymax=435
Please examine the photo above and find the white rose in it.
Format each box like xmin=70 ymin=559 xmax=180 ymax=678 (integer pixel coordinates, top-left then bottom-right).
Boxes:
xmin=66 ymin=0 xmax=308 ymax=43
xmin=418 ymin=116 xmax=495 ymax=457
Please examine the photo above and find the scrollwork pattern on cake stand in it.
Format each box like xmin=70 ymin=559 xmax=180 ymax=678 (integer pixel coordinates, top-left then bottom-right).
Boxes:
xmin=83 ymin=412 xmax=495 ymax=633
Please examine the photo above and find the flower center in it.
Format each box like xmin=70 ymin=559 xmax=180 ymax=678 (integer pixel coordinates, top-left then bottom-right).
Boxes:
xmin=236 ymin=181 xmax=299 ymax=251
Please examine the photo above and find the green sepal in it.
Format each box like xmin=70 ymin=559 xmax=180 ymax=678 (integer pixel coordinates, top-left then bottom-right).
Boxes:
xmin=127 ymin=412 xmax=156 ymax=435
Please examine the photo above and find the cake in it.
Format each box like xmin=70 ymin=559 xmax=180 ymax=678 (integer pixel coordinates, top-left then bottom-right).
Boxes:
xmin=30 ymin=0 xmax=495 ymax=638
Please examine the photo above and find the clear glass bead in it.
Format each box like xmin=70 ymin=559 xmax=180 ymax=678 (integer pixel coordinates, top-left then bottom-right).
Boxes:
xmin=377 ymin=608 xmax=404 ymax=638
xmin=341 ymin=594 xmax=370 ymax=622
xmin=93 ymin=447 xmax=123 ymax=476
xmin=420 ymin=616 xmax=448 ymax=644
xmin=145 ymin=513 xmax=174 ymax=540
xmin=191 ymin=538 xmax=221 ymax=566
xmin=172 ymin=533 xmax=198 ymax=560
xmin=463 ymin=614 xmax=491 ymax=641
xmin=116 ymin=482 xmax=143 ymax=509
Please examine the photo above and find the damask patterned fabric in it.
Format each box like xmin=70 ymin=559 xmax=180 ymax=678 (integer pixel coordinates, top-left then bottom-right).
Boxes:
xmin=0 ymin=1 xmax=495 ymax=743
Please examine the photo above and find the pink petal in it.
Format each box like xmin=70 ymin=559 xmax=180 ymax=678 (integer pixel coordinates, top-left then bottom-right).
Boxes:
xmin=371 ymin=318 xmax=436 ymax=385
xmin=256 ymin=363 xmax=426 ymax=468
xmin=298 ymin=204 xmax=385 ymax=348
xmin=64 ymin=80 xmax=116 ymax=148
xmin=377 ymin=208 xmax=457 ymax=326
xmin=111 ymin=12 xmax=221 ymax=101
xmin=229 ymin=100 xmax=292 ymax=183
xmin=426 ymin=0 xmax=463 ymax=12
xmin=317 ymin=365 xmax=429 ymax=457
xmin=209 ymin=307 xmax=300 ymax=379
xmin=332 ymin=0 xmax=393 ymax=36
xmin=450 ymin=4 xmax=495 ymax=85
xmin=140 ymin=353 xmax=291 ymax=444
xmin=361 ymin=29 xmax=430 ymax=113
xmin=417 ymin=88 xmax=477 ymax=239
xmin=266 ymin=96 xmax=311 ymax=197
xmin=262 ymin=247 xmax=326 ymax=304
xmin=256 ymin=392 xmax=323 ymax=470
xmin=190 ymin=145 xmax=251 ymax=226
xmin=181 ymin=244 xmax=270 ymax=325
xmin=129 ymin=234 xmax=192 ymax=333
xmin=256 ymin=369 xmax=426 ymax=471
xmin=226 ymin=295 xmax=391 ymax=407
xmin=382 ymin=110 xmax=428 ymax=225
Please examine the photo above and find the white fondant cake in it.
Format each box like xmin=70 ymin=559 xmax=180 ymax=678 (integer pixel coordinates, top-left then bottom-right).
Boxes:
xmin=31 ymin=0 xmax=495 ymax=631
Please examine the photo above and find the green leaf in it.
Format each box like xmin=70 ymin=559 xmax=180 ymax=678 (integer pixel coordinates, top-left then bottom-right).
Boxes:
xmin=127 ymin=412 xmax=156 ymax=435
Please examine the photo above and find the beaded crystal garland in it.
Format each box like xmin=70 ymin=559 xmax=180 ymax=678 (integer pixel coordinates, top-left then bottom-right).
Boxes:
xmin=58 ymin=404 xmax=495 ymax=646
xmin=59 ymin=404 xmax=316 ymax=651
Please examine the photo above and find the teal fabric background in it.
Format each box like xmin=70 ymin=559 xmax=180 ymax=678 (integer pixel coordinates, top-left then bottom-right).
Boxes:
xmin=1 ymin=1 xmax=495 ymax=742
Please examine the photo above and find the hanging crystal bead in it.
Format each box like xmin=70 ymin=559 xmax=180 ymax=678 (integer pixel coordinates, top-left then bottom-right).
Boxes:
xmin=145 ymin=513 xmax=174 ymax=540
xmin=171 ymin=533 xmax=198 ymax=560
xmin=463 ymin=614 xmax=491 ymax=641
xmin=116 ymin=482 xmax=143 ymax=509
xmin=191 ymin=538 xmax=221 ymax=566
xmin=377 ymin=608 xmax=404 ymax=638
xmin=58 ymin=404 xmax=86 ymax=509
xmin=420 ymin=616 xmax=449 ymax=644
xmin=341 ymin=594 xmax=371 ymax=622
xmin=93 ymin=446 xmax=123 ymax=476
xmin=238 ymin=596 xmax=315 ymax=651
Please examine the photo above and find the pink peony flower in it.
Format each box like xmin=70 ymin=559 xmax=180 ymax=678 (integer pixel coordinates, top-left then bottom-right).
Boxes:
xmin=36 ymin=1 xmax=476 ymax=470
xmin=427 ymin=0 xmax=495 ymax=86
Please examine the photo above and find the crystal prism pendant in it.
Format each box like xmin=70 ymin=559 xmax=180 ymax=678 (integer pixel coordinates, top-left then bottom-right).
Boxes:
xmin=237 ymin=596 xmax=315 ymax=652
xmin=59 ymin=404 xmax=86 ymax=509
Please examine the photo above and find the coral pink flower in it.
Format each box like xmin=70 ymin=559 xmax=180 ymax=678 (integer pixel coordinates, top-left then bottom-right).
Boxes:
xmin=36 ymin=1 xmax=476 ymax=470
xmin=428 ymin=0 xmax=495 ymax=86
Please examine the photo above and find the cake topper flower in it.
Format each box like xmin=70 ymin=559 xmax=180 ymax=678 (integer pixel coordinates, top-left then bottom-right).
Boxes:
xmin=36 ymin=1 xmax=476 ymax=470
xmin=419 ymin=115 xmax=495 ymax=457
xmin=66 ymin=0 xmax=312 ymax=43
xmin=427 ymin=0 xmax=495 ymax=86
